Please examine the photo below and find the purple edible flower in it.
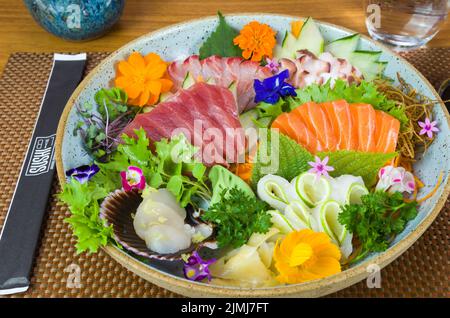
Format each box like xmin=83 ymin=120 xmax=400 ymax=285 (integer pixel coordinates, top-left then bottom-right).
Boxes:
xmin=120 ymin=166 xmax=146 ymax=191
xmin=308 ymin=156 xmax=334 ymax=179
xmin=183 ymin=251 xmax=216 ymax=282
xmin=265 ymin=57 xmax=280 ymax=73
xmin=254 ymin=69 xmax=297 ymax=104
xmin=418 ymin=117 xmax=439 ymax=139
xmin=66 ymin=164 xmax=99 ymax=184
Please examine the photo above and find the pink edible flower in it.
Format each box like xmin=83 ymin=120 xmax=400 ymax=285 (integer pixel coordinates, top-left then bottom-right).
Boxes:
xmin=376 ymin=165 xmax=415 ymax=194
xmin=120 ymin=166 xmax=146 ymax=191
xmin=265 ymin=57 xmax=280 ymax=73
xmin=418 ymin=117 xmax=439 ymax=139
xmin=308 ymin=156 xmax=334 ymax=179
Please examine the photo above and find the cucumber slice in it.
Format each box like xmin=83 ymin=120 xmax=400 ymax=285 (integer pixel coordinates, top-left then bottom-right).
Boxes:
xmin=292 ymin=172 xmax=331 ymax=208
xmin=273 ymin=31 xmax=298 ymax=59
xmin=295 ymin=17 xmax=324 ymax=56
xmin=350 ymin=51 xmax=385 ymax=80
xmin=325 ymin=33 xmax=360 ymax=60
xmin=273 ymin=17 xmax=324 ymax=58
xmin=351 ymin=50 xmax=382 ymax=63
xmin=182 ymin=72 xmax=195 ymax=89
xmin=205 ymin=77 xmax=215 ymax=84
xmin=268 ymin=210 xmax=294 ymax=234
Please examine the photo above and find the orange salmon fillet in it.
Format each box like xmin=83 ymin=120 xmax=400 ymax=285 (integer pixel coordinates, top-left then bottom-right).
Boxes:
xmin=350 ymin=103 xmax=377 ymax=152
xmin=374 ymin=110 xmax=400 ymax=153
xmin=291 ymin=102 xmax=337 ymax=151
xmin=271 ymin=101 xmax=399 ymax=154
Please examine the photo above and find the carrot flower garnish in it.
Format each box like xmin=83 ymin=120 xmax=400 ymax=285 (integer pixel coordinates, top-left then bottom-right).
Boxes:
xmin=233 ymin=21 xmax=276 ymax=62
xmin=114 ymin=52 xmax=173 ymax=107
xmin=273 ymin=229 xmax=341 ymax=284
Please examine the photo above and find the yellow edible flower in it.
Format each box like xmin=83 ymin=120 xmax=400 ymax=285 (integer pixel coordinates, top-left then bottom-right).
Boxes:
xmin=273 ymin=229 xmax=341 ymax=284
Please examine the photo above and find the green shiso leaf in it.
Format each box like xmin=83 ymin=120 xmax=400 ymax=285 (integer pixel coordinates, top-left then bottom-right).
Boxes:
xmin=251 ymin=130 xmax=314 ymax=187
xmin=317 ymin=150 xmax=397 ymax=187
xmin=199 ymin=11 xmax=242 ymax=60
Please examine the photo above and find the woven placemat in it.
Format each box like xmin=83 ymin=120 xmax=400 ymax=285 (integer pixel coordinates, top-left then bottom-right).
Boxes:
xmin=0 ymin=50 xmax=448 ymax=298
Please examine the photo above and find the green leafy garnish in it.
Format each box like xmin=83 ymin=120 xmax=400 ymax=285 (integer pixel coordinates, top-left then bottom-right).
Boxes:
xmin=317 ymin=150 xmax=397 ymax=187
xmin=338 ymin=191 xmax=418 ymax=263
xmin=58 ymin=178 xmax=115 ymax=254
xmin=199 ymin=12 xmax=242 ymax=60
xmin=59 ymin=128 xmax=212 ymax=254
xmin=98 ymin=129 xmax=211 ymax=206
xmin=202 ymin=187 xmax=272 ymax=248
xmin=292 ymin=79 xmax=408 ymax=128
xmin=75 ymin=87 xmax=135 ymax=161
xmin=251 ymin=130 xmax=313 ymax=187
xmin=208 ymin=165 xmax=254 ymax=206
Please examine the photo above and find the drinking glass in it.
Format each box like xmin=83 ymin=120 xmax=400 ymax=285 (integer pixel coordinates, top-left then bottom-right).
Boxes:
xmin=364 ymin=0 xmax=448 ymax=49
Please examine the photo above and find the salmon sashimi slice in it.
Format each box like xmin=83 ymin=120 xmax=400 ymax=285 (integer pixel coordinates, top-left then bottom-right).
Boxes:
xmin=374 ymin=110 xmax=400 ymax=153
xmin=350 ymin=103 xmax=377 ymax=152
xmin=272 ymin=109 xmax=324 ymax=153
xmin=292 ymin=102 xmax=337 ymax=151
xmin=320 ymin=100 xmax=357 ymax=150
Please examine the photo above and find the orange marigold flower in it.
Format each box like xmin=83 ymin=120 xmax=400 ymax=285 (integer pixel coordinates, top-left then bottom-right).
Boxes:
xmin=115 ymin=52 xmax=173 ymax=107
xmin=273 ymin=229 xmax=341 ymax=284
xmin=233 ymin=21 xmax=276 ymax=62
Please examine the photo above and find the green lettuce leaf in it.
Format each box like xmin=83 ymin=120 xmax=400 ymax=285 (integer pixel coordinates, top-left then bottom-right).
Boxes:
xmin=251 ymin=130 xmax=313 ymax=187
xmin=317 ymin=150 xmax=397 ymax=187
xmin=199 ymin=12 xmax=242 ymax=60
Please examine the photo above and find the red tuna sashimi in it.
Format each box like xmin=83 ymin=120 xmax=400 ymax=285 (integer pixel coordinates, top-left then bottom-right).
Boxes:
xmin=121 ymin=83 xmax=245 ymax=166
xmin=167 ymin=55 xmax=271 ymax=113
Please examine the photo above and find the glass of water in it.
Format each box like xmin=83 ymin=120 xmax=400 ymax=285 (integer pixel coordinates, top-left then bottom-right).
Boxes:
xmin=364 ymin=0 xmax=448 ymax=49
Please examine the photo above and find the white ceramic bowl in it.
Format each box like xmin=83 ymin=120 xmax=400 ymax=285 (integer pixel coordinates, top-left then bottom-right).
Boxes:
xmin=55 ymin=14 xmax=450 ymax=297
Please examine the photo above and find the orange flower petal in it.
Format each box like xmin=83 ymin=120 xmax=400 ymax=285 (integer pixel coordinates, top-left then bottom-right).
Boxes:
xmin=307 ymin=257 xmax=341 ymax=277
xmin=159 ymin=78 xmax=173 ymax=92
xmin=126 ymin=83 xmax=144 ymax=99
xmin=147 ymin=80 xmax=162 ymax=97
xmin=145 ymin=62 xmax=167 ymax=81
xmin=128 ymin=52 xmax=146 ymax=69
xmin=114 ymin=75 xmax=130 ymax=90
xmin=137 ymin=88 xmax=150 ymax=107
xmin=117 ymin=61 xmax=134 ymax=77
xmin=291 ymin=21 xmax=304 ymax=38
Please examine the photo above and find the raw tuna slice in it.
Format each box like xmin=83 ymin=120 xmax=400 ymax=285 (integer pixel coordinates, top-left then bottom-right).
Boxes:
xmin=167 ymin=55 xmax=272 ymax=113
xmin=121 ymin=83 xmax=245 ymax=166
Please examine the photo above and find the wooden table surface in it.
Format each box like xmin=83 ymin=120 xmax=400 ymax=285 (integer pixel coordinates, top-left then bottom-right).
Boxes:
xmin=0 ymin=0 xmax=449 ymax=73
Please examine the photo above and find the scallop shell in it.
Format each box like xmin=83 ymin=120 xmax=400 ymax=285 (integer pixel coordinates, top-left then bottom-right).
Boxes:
xmin=100 ymin=189 xmax=214 ymax=260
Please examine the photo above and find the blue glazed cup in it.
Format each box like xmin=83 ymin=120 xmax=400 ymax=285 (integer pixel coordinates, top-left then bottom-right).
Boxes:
xmin=23 ymin=0 xmax=125 ymax=41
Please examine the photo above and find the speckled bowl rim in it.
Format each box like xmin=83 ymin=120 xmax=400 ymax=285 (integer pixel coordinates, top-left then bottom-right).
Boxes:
xmin=55 ymin=13 xmax=450 ymax=297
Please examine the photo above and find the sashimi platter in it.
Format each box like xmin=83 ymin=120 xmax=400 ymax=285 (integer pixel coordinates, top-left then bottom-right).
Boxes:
xmin=56 ymin=13 xmax=450 ymax=297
